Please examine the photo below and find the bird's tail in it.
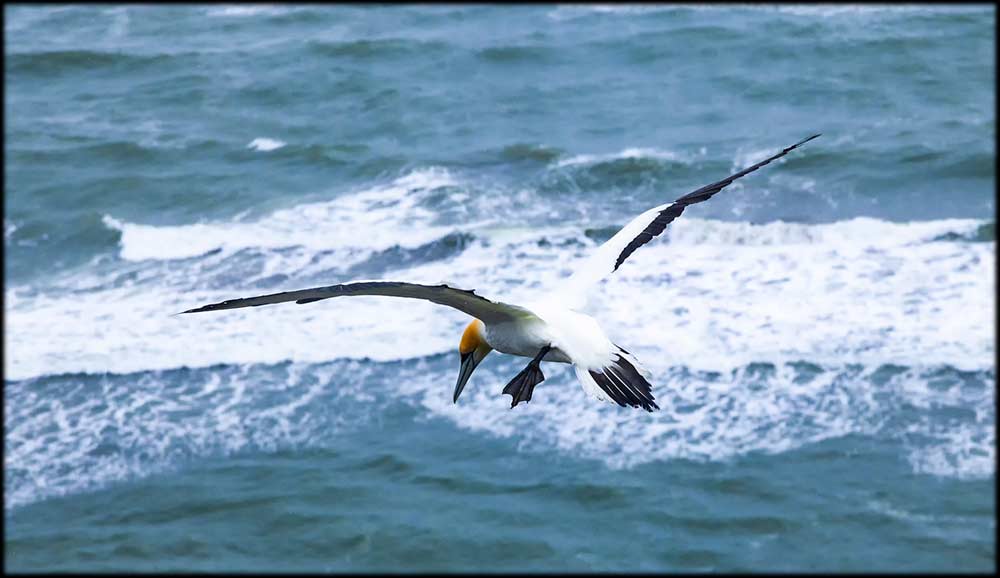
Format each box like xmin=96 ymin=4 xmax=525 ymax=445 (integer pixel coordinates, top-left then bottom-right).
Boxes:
xmin=574 ymin=346 xmax=659 ymax=412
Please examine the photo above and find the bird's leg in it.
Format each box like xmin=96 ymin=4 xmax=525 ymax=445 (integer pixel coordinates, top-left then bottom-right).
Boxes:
xmin=502 ymin=345 xmax=552 ymax=408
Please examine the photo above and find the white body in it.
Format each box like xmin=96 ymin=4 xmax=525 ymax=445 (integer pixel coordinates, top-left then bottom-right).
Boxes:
xmin=482 ymin=302 xmax=607 ymax=365
xmin=480 ymin=300 xmax=638 ymax=405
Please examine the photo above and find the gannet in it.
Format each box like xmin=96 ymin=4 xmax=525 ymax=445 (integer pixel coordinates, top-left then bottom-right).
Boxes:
xmin=181 ymin=134 xmax=820 ymax=411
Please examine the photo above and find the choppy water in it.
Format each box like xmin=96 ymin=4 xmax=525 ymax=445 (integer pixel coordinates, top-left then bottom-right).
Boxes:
xmin=4 ymin=4 xmax=996 ymax=572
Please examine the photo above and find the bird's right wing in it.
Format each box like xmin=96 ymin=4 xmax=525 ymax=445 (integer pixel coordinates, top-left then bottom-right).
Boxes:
xmin=179 ymin=280 xmax=536 ymax=325
xmin=559 ymin=134 xmax=821 ymax=303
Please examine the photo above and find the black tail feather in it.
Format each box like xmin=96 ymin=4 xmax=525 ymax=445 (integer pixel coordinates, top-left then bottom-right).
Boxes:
xmin=589 ymin=350 xmax=659 ymax=412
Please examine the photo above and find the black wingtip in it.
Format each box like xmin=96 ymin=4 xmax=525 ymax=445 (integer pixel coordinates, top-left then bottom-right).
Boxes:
xmin=177 ymin=303 xmax=223 ymax=314
xmin=787 ymin=133 xmax=821 ymax=151
xmin=801 ymin=133 xmax=822 ymax=144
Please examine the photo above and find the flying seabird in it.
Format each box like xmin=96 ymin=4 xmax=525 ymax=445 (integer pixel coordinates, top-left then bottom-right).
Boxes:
xmin=181 ymin=134 xmax=820 ymax=411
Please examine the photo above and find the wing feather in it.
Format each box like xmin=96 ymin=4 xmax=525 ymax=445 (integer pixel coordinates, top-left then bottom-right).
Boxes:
xmin=179 ymin=280 xmax=534 ymax=324
xmin=561 ymin=134 xmax=820 ymax=300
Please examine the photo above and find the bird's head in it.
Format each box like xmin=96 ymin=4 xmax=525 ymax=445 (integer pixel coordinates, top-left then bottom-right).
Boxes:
xmin=454 ymin=319 xmax=492 ymax=403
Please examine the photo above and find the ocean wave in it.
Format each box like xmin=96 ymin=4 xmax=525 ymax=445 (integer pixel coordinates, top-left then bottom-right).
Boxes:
xmin=6 ymin=49 xmax=174 ymax=77
xmin=499 ymin=143 xmax=564 ymax=164
xmin=554 ymin=147 xmax=697 ymax=169
xmin=937 ymin=151 xmax=996 ymax=180
xmin=932 ymin=222 xmax=994 ymax=243
xmin=542 ymin=147 xmax=703 ymax=193
xmin=247 ymin=137 xmax=287 ymax=152
xmin=4 ymin=362 xmax=367 ymax=509
xmin=477 ymin=44 xmax=554 ymax=63
xmin=307 ymin=37 xmax=450 ymax=60
xmin=6 ymin=200 xmax=993 ymax=381
xmin=206 ymin=5 xmax=290 ymax=18
xmin=5 ymin=358 xmax=992 ymax=509
xmin=546 ymin=5 xmax=676 ymax=21
xmin=545 ymin=4 xmax=988 ymax=23
xmin=419 ymin=360 xmax=994 ymax=475
xmin=500 ymin=143 xmax=562 ymax=163
xmin=659 ymin=216 xmax=986 ymax=247
xmin=100 ymin=167 xmax=464 ymax=262
xmin=770 ymin=5 xmax=991 ymax=19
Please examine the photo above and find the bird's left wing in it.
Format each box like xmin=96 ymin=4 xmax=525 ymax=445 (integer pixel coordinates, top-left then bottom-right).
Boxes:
xmin=179 ymin=280 xmax=536 ymax=325
xmin=559 ymin=134 xmax=820 ymax=302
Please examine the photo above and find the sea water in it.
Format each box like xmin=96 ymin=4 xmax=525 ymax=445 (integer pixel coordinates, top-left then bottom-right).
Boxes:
xmin=4 ymin=4 xmax=995 ymax=572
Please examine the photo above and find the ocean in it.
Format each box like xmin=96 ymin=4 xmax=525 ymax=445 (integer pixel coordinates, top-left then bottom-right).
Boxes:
xmin=4 ymin=4 xmax=995 ymax=572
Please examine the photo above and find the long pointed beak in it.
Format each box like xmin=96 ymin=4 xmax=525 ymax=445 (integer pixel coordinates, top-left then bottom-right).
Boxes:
xmin=454 ymin=352 xmax=479 ymax=403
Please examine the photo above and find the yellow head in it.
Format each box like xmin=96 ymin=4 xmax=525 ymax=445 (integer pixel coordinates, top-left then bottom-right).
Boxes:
xmin=454 ymin=319 xmax=492 ymax=403
xmin=460 ymin=319 xmax=486 ymax=355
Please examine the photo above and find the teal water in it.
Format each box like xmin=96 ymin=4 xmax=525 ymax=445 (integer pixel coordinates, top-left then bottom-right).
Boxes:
xmin=4 ymin=4 xmax=995 ymax=572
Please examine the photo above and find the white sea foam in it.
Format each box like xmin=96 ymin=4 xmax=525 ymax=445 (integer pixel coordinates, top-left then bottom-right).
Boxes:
xmin=546 ymin=4 xmax=986 ymax=23
xmin=101 ymin=167 xmax=461 ymax=262
xmin=554 ymin=147 xmax=695 ymax=169
xmin=547 ymin=4 xmax=677 ymax=21
xmin=4 ymin=179 xmax=994 ymax=494
xmin=246 ymin=137 xmax=286 ymax=152
xmin=207 ymin=6 xmax=287 ymax=18
xmin=770 ymin=5 xmax=990 ymax=19
xmin=4 ymin=362 xmax=366 ymax=509
xmin=906 ymin=422 xmax=995 ymax=480
xmin=407 ymin=355 xmax=994 ymax=478
xmin=7 ymin=352 xmax=991 ymax=509
xmin=587 ymin=217 xmax=993 ymax=373
xmin=7 ymin=206 xmax=993 ymax=380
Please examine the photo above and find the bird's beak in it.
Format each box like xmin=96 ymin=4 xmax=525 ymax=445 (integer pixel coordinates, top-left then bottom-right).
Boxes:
xmin=454 ymin=351 xmax=480 ymax=403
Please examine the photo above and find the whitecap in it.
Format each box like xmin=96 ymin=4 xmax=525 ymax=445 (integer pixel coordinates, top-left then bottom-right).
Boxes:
xmin=553 ymin=147 xmax=694 ymax=169
xmin=207 ymin=5 xmax=286 ymax=18
xmin=7 ymin=213 xmax=993 ymax=381
xmin=247 ymin=137 xmax=287 ymax=152
xmin=4 ymin=209 xmax=994 ymax=504
xmin=100 ymin=166 xmax=461 ymax=262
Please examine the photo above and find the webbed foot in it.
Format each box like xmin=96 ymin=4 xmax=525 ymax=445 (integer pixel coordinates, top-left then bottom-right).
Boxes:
xmin=502 ymin=345 xmax=552 ymax=408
